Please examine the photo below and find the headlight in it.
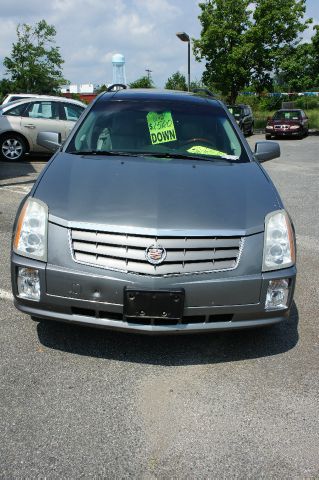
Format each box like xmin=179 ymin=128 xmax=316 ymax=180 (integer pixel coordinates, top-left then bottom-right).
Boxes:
xmin=266 ymin=125 xmax=274 ymax=130
xmin=263 ymin=210 xmax=295 ymax=271
xmin=13 ymin=198 xmax=48 ymax=261
xmin=289 ymin=125 xmax=299 ymax=130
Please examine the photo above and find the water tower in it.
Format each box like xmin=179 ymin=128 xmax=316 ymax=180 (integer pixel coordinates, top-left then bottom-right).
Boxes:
xmin=112 ymin=53 xmax=126 ymax=85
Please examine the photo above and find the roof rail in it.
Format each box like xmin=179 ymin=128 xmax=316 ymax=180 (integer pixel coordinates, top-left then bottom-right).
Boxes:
xmin=192 ymin=88 xmax=216 ymax=98
xmin=107 ymin=84 xmax=127 ymax=92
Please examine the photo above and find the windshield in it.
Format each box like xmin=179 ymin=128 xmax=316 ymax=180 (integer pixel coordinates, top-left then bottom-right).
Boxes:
xmin=273 ymin=111 xmax=301 ymax=121
xmin=66 ymin=99 xmax=249 ymax=162
xmin=228 ymin=106 xmax=243 ymax=118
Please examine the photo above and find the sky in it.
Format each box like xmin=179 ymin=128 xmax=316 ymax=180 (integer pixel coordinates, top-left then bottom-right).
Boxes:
xmin=0 ymin=0 xmax=318 ymax=89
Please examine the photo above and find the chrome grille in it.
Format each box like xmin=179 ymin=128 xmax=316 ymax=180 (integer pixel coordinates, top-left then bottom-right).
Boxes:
xmin=70 ymin=229 xmax=243 ymax=275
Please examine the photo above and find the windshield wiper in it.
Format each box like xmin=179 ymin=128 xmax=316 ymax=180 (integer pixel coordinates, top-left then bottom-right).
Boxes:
xmin=68 ymin=150 xmax=139 ymax=157
xmin=138 ymin=152 xmax=239 ymax=162
xmin=68 ymin=150 xmax=239 ymax=162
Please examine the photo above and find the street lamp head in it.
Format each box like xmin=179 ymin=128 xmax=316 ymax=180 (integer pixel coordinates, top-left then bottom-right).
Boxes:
xmin=176 ymin=32 xmax=190 ymax=42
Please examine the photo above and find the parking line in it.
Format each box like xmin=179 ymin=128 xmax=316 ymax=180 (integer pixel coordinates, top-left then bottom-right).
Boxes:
xmin=0 ymin=289 xmax=14 ymax=301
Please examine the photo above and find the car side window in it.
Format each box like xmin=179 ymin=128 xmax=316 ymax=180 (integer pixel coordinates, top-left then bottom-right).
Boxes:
xmin=25 ymin=101 xmax=60 ymax=120
xmin=63 ymin=103 xmax=84 ymax=122
xmin=3 ymin=103 xmax=29 ymax=117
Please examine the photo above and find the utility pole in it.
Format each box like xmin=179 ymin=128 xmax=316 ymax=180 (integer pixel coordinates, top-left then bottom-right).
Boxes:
xmin=145 ymin=69 xmax=152 ymax=80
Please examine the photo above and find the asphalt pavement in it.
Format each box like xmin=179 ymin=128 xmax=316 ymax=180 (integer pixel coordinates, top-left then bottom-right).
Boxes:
xmin=0 ymin=137 xmax=318 ymax=479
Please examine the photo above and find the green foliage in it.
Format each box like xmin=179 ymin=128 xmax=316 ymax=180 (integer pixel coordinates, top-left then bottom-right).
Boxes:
xmin=306 ymin=109 xmax=319 ymax=128
xmin=294 ymin=97 xmax=319 ymax=110
xmin=193 ymin=0 xmax=253 ymax=103
xmin=0 ymin=78 xmax=15 ymax=102
xmin=236 ymin=94 xmax=283 ymax=112
xmin=129 ymin=76 xmax=155 ymax=89
xmin=190 ymin=78 xmax=207 ymax=90
xmin=3 ymin=19 xmax=68 ymax=94
xmin=312 ymin=26 xmax=319 ymax=86
xmin=236 ymin=93 xmax=319 ymax=113
xmin=95 ymin=84 xmax=108 ymax=94
xmin=276 ymin=44 xmax=314 ymax=92
xmin=194 ymin=0 xmax=312 ymax=102
xmin=235 ymin=94 xmax=261 ymax=109
xmin=249 ymin=0 xmax=311 ymax=93
xmin=165 ymin=71 xmax=187 ymax=91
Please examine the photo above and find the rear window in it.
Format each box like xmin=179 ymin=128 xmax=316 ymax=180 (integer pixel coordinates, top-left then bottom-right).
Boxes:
xmin=228 ymin=106 xmax=243 ymax=118
xmin=66 ymin=99 xmax=249 ymax=162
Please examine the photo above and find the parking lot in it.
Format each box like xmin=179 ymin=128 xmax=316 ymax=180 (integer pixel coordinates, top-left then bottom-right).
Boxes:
xmin=0 ymin=135 xmax=318 ymax=478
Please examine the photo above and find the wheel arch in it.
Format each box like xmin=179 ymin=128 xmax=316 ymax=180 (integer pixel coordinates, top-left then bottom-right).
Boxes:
xmin=0 ymin=130 xmax=31 ymax=153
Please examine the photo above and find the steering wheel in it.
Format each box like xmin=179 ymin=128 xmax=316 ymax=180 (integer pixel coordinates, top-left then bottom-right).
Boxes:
xmin=181 ymin=137 xmax=216 ymax=148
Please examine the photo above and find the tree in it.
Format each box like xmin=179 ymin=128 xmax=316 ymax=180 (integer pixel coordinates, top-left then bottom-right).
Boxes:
xmin=311 ymin=25 xmax=319 ymax=87
xmin=193 ymin=0 xmax=253 ymax=103
xmin=276 ymin=43 xmax=314 ymax=92
xmin=95 ymin=84 xmax=108 ymax=94
xmin=275 ymin=23 xmax=319 ymax=92
xmin=0 ymin=78 xmax=14 ymax=102
xmin=3 ymin=19 xmax=68 ymax=94
xmin=129 ymin=76 xmax=154 ymax=88
xmin=165 ymin=72 xmax=187 ymax=90
xmin=193 ymin=0 xmax=312 ymax=102
xmin=190 ymin=79 xmax=206 ymax=91
xmin=249 ymin=0 xmax=312 ymax=93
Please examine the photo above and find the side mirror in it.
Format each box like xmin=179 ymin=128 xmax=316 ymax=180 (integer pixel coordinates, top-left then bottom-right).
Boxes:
xmin=254 ymin=141 xmax=280 ymax=162
xmin=37 ymin=132 xmax=62 ymax=152
xmin=267 ymin=116 xmax=271 ymax=122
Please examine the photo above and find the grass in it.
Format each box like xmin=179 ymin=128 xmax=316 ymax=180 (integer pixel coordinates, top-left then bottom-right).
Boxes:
xmin=306 ymin=110 xmax=319 ymax=129
xmin=254 ymin=109 xmax=319 ymax=130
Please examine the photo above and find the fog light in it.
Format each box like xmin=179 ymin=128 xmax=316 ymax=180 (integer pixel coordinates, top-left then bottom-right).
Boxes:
xmin=17 ymin=267 xmax=40 ymax=301
xmin=265 ymin=279 xmax=289 ymax=310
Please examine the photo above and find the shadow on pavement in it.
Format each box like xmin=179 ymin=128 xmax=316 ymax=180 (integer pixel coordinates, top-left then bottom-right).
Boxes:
xmin=37 ymin=302 xmax=299 ymax=366
xmin=0 ymin=154 xmax=49 ymax=182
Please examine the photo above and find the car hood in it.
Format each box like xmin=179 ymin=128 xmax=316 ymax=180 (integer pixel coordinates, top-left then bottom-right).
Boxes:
xmin=34 ymin=153 xmax=281 ymax=235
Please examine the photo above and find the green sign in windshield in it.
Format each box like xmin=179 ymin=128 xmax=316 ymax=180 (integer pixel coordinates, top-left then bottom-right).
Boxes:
xmin=147 ymin=111 xmax=177 ymax=145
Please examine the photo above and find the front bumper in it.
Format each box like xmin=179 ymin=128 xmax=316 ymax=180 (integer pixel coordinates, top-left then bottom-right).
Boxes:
xmin=266 ymin=127 xmax=302 ymax=137
xmin=12 ymin=252 xmax=296 ymax=334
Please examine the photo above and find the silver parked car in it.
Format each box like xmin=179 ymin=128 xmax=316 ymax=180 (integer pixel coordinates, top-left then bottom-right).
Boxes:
xmin=0 ymin=93 xmax=66 ymax=105
xmin=0 ymin=96 xmax=86 ymax=161
xmin=11 ymin=88 xmax=296 ymax=334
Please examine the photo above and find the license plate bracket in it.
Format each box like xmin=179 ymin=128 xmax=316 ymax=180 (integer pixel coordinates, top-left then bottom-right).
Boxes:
xmin=124 ymin=289 xmax=185 ymax=320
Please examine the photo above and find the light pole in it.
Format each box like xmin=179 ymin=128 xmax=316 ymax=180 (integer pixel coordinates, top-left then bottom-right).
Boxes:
xmin=145 ymin=68 xmax=152 ymax=80
xmin=176 ymin=32 xmax=190 ymax=92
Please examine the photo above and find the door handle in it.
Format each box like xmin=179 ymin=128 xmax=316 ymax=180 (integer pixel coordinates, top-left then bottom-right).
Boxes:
xmin=24 ymin=124 xmax=36 ymax=129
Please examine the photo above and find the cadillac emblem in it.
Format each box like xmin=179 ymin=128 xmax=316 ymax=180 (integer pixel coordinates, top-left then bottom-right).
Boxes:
xmin=145 ymin=244 xmax=167 ymax=265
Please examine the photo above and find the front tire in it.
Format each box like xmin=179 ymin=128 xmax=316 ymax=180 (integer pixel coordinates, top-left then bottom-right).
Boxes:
xmin=265 ymin=133 xmax=272 ymax=140
xmin=0 ymin=134 xmax=27 ymax=162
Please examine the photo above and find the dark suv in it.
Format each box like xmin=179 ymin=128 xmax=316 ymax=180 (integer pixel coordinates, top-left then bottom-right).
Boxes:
xmin=265 ymin=109 xmax=309 ymax=139
xmin=227 ymin=104 xmax=254 ymax=136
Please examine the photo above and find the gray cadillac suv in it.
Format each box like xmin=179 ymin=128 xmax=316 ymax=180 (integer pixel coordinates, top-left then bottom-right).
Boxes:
xmin=11 ymin=88 xmax=296 ymax=334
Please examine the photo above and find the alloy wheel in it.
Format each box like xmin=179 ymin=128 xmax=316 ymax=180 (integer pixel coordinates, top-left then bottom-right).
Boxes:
xmin=2 ymin=138 xmax=24 ymax=160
